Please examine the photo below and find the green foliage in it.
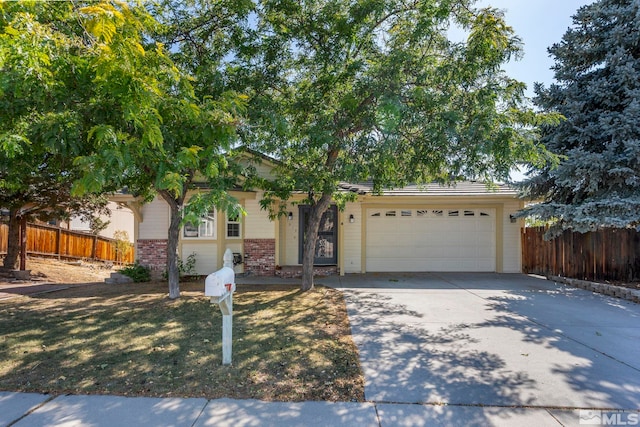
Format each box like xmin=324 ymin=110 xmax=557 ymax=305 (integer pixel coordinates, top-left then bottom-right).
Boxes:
xmin=112 ymin=230 xmax=131 ymax=264
xmin=517 ymin=0 xmax=640 ymax=237
xmin=1 ymin=1 xmax=248 ymax=295
xmin=178 ymin=252 xmax=197 ymax=277
xmin=119 ymin=262 xmax=151 ymax=283
xmin=233 ymin=0 xmax=557 ymax=288
xmin=162 ymin=252 xmax=197 ymax=279
xmin=0 ymin=2 xmax=115 ymax=268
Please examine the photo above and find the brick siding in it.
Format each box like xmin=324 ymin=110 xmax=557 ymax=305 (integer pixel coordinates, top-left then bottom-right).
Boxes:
xmin=137 ymin=239 xmax=167 ymax=279
xmin=244 ymin=239 xmax=276 ymax=276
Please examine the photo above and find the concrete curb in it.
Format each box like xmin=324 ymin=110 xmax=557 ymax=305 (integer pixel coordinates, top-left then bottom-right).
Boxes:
xmin=549 ymin=275 xmax=640 ymax=304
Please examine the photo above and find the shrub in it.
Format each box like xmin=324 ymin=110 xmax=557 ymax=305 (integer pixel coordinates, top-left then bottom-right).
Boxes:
xmin=178 ymin=252 xmax=197 ymax=277
xmin=119 ymin=262 xmax=151 ymax=282
xmin=162 ymin=252 xmax=197 ymax=280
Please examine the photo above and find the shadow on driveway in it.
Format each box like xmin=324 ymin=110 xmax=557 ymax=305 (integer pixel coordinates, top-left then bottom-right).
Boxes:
xmin=330 ymin=273 xmax=640 ymax=412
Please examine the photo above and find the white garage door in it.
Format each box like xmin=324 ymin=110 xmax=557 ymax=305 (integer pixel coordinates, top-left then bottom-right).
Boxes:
xmin=366 ymin=208 xmax=496 ymax=272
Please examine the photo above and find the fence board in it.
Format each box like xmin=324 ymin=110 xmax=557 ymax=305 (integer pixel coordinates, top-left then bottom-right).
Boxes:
xmin=522 ymin=227 xmax=639 ymax=282
xmin=0 ymin=222 xmax=133 ymax=264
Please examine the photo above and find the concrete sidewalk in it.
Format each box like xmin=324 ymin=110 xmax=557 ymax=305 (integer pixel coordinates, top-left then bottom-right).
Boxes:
xmin=0 ymin=391 xmax=602 ymax=426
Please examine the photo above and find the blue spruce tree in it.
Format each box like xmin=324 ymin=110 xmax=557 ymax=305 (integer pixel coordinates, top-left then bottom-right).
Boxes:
xmin=519 ymin=0 xmax=640 ymax=236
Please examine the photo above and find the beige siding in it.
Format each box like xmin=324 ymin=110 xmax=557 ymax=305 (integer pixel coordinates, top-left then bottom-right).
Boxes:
xmin=68 ymin=201 xmax=134 ymax=241
xmin=182 ymin=242 xmax=218 ymax=276
xmin=244 ymin=195 xmax=275 ymax=239
xmin=342 ymin=202 xmax=362 ymax=273
xmin=139 ymin=197 xmax=170 ymax=239
xmin=284 ymin=205 xmax=300 ymax=265
xmin=102 ymin=202 xmax=135 ymax=241
xmin=237 ymin=156 xmax=276 ymax=181
xmin=253 ymin=161 xmax=276 ymax=181
xmin=502 ymin=200 xmax=523 ymax=273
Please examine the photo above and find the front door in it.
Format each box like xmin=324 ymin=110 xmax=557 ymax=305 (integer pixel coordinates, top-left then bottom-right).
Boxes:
xmin=299 ymin=205 xmax=338 ymax=265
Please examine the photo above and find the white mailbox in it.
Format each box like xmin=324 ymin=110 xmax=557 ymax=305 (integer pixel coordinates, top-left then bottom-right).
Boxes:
xmin=205 ymin=266 xmax=236 ymax=297
xmin=205 ymin=249 xmax=236 ymax=365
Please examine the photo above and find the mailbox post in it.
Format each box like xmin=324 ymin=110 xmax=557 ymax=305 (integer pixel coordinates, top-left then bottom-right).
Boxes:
xmin=204 ymin=249 xmax=236 ymax=365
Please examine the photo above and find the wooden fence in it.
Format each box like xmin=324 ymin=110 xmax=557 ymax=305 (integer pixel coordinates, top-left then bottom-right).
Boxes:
xmin=522 ymin=227 xmax=640 ymax=282
xmin=0 ymin=222 xmax=134 ymax=264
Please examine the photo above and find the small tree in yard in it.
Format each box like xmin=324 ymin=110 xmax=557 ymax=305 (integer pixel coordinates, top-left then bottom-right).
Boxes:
xmin=71 ymin=2 xmax=246 ymax=299
xmin=238 ymin=0 xmax=557 ymax=290
xmin=113 ymin=230 xmax=131 ymax=265
xmin=518 ymin=0 xmax=640 ymax=236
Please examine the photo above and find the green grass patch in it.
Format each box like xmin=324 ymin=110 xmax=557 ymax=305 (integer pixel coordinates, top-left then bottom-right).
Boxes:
xmin=0 ymin=282 xmax=364 ymax=402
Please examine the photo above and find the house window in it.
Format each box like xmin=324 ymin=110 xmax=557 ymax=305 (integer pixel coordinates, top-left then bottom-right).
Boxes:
xmin=416 ymin=209 xmax=428 ymax=217
xmin=480 ymin=211 xmax=490 ymax=217
xmin=432 ymin=210 xmax=443 ymax=216
xmin=401 ymin=210 xmax=412 ymax=217
xmin=385 ymin=210 xmax=396 ymax=217
xmin=183 ymin=210 xmax=216 ymax=239
xmin=370 ymin=212 xmax=381 ymax=217
xmin=464 ymin=210 xmax=475 ymax=217
xmin=226 ymin=213 xmax=241 ymax=239
xmin=448 ymin=210 xmax=459 ymax=217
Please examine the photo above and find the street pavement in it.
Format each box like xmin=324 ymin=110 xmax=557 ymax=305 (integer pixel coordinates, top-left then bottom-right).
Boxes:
xmin=3 ymin=273 xmax=639 ymax=426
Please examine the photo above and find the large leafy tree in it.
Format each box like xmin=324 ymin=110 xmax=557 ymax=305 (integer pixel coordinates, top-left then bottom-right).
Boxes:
xmin=0 ymin=2 xmax=110 ymax=270
xmin=237 ymin=0 xmax=555 ymax=290
xmin=518 ymin=0 xmax=640 ymax=236
xmin=0 ymin=1 xmax=245 ymax=298
xmin=72 ymin=1 xmax=246 ymax=299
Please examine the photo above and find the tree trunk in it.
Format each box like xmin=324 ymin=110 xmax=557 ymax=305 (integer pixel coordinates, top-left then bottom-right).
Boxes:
xmin=158 ymin=190 xmax=183 ymax=300
xmin=2 ymin=209 xmax=21 ymax=270
xmin=19 ymin=215 xmax=27 ymax=270
xmin=301 ymin=193 xmax=332 ymax=291
xmin=166 ymin=204 xmax=182 ymax=299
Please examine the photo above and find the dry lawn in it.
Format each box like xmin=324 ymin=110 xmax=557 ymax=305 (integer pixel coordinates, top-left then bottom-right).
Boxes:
xmin=0 ymin=276 xmax=364 ymax=402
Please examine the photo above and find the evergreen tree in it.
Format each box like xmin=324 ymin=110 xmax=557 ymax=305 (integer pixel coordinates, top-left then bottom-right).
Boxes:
xmin=518 ymin=0 xmax=640 ymax=236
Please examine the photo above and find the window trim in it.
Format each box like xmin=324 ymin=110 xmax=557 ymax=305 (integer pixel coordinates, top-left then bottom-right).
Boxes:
xmin=226 ymin=212 xmax=242 ymax=239
xmin=183 ymin=210 xmax=217 ymax=240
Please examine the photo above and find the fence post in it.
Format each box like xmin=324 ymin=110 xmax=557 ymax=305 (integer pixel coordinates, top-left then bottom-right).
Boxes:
xmin=91 ymin=234 xmax=98 ymax=260
xmin=56 ymin=227 xmax=61 ymax=260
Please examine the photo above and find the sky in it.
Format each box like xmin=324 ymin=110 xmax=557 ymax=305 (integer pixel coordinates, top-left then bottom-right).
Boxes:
xmin=472 ymin=0 xmax=594 ymax=181
xmin=476 ymin=0 xmax=594 ymax=97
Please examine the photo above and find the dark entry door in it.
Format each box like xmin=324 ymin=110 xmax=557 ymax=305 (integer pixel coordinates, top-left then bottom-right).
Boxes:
xmin=298 ymin=205 xmax=338 ymax=265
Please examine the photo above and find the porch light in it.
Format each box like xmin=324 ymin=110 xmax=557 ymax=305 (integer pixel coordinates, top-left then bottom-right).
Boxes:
xmin=288 ymin=212 xmax=293 ymax=221
xmin=509 ymin=214 xmax=517 ymax=223
xmin=349 ymin=214 xmax=355 ymax=223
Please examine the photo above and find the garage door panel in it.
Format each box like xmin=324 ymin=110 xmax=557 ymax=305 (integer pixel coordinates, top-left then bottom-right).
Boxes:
xmin=366 ymin=208 xmax=496 ymax=272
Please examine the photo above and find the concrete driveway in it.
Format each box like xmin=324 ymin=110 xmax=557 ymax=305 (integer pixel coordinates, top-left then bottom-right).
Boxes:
xmin=327 ymin=273 xmax=640 ymax=424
